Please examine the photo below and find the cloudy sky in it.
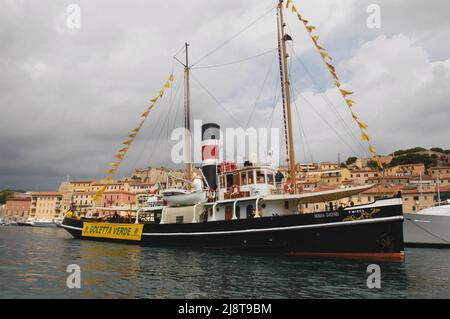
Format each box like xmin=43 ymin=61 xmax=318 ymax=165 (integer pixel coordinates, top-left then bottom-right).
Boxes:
xmin=1 ymin=0 xmax=449 ymax=191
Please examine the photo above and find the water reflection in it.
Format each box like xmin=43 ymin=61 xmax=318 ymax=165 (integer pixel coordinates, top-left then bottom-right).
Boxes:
xmin=1 ymin=227 xmax=449 ymax=298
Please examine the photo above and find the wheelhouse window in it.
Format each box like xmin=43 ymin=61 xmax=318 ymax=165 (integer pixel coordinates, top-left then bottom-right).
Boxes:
xmin=267 ymin=172 xmax=274 ymax=184
xmin=248 ymin=170 xmax=255 ymax=184
xmin=257 ymin=170 xmax=266 ymax=184
xmin=241 ymin=172 xmax=248 ymax=185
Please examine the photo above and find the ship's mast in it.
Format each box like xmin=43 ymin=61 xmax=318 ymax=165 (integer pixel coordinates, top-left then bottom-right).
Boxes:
xmin=184 ymin=42 xmax=193 ymax=184
xmin=277 ymin=1 xmax=297 ymax=193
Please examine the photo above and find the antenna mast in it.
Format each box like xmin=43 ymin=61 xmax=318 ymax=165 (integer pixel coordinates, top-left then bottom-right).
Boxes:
xmin=184 ymin=42 xmax=193 ymax=184
xmin=277 ymin=1 xmax=297 ymax=193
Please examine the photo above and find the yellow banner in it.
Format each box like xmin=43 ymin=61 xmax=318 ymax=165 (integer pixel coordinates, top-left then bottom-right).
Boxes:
xmin=82 ymin=222 xmax=144 ymax=241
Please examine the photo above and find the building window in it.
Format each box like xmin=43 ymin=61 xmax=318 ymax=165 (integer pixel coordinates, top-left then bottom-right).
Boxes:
xmin=413 ymin=196 xmax=419 ymax=201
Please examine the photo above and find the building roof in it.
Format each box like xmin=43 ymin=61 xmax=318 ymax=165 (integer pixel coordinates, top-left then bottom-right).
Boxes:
xmin=362 ymin=185 xmax=404 ymax=195
xmin=6 ymin=197 xmax=31 ymax=202
xmin=30 ymin=192 xmax=62 ymax=197
xmin=103 ymin=190 xmax=136 ymax=195
xmin=73 ymin=192 xmax=96 ymax=196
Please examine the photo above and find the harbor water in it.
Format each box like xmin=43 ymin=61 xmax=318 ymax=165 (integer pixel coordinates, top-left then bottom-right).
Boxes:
xmin=0 ymin=226 xmax=449 ymax=299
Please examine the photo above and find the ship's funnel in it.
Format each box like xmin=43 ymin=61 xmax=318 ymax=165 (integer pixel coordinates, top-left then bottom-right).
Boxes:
xmin=201 ymin=123 xmax=220 ymax=190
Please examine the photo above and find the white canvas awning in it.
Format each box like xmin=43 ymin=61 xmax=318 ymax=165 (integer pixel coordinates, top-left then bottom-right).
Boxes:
xmin=263 ymin=184 xmax=374 ymax=204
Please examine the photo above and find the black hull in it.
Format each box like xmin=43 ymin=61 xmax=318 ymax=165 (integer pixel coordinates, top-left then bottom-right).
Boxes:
xmin=61 ymin=202 xmax=405 ymax=262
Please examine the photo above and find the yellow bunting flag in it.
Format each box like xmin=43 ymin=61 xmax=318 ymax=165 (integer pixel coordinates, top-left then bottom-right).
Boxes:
xmin=159 ymin=89 xmax=164 ymax=98
xmin=123 ymin=139 xmax=133 ymax=146
xmin=169 ymin=73 xmax=174 ymax=81
xmin=320 ymin=51 xmax=333 ymax=61
xmin=361 ymin=131 xmax=370 ymax=141
xmin=114 ymin=153 xmax=125 ymax=160
xmin=369 ymin=145 xmax=376 ymax=154
xmin=330 ymin=70 xmax=339 ymax=81
xmin=340 ymin=89 xmax=354 ymax=97
xmin=128 ymin=132 xmax=137 ymax=139
xmin=357 ymin=120 xmax=369 ymax=130
xmin=351 ymin=112 xmax=358 ymax=120
xmin=326 ymin=62 xmax=335 ymax=73
xmin=346 ymin=99 xmax=355 ymax=107
xmin=286 ymin=0 xmax=292 ymax=9
xmin=306 ymin=26 xmax=316 ymax=33
xmin=316 ymin=43 xmax=325 ymax=51
xmin=164 ymin=80 xmax=170 ymax=89
xmin=292 ymin=5 xmax=297 ymax=13
xmin=311 ymin=36 xmax=319 ymax=45
xmin=150 ymin=97 xmax=158 ymax=103
xmin=111 ymin=162 xmax=121 ymax=168
xmin=335 ymin=81 xmax=341 ymax=88
xmin=119 ymin=147 xmax=129 ymax=153
xmin=142 ymin=110 xmax=150 ymax=118
xmin=107 ymin=169 xmax=117 ymax=175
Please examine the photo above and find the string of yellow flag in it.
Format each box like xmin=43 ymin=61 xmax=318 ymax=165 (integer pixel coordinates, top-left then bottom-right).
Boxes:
xmin=285 ymin=0 xmax=383 ymax=169
xmin=93 ymin=72 xmax=175 ymax=201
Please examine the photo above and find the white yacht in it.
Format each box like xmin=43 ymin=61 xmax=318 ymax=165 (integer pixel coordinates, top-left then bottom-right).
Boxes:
xmin=404 ymin=200 xmax=450 ymax=247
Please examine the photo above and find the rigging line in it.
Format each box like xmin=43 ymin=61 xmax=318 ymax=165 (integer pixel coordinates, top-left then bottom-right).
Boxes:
xmin=292 ymin=89 xmax=315 ymax=165
xmin=126 ymin=68 xmax=179 ymax=173
xmin=286 ymin=41 xmax=370 ymax=158
xmin=293 ymin=85 xmax=361 ymax=155
xmin=190 ymin=73 xmax=244 ymax=128
xmin=290 ymin=48 xmax=370 ymax=158
xmin=285 ymin=51 xmax=312 ymax=165
xmin=283 ymin=16 xmax=370 ymax=158
xmin=190 ymin=5 xmax=277 ymax=67
xmin=192 ymin=48 xmax=277 ymax=70
xmin=144 ymin=74 xmax=183 ymax=167
xmin=173 ymin=44 xmax=186 ymax=60
xmin=244 ymin=49 xmax=278 ymax=130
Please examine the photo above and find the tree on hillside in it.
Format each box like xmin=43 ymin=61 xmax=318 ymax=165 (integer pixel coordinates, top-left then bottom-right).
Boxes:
xmin=389 ymin=153 xmax=437 ymax=169
xmin=0 ymin=190 xmax=14 ymax=205
xmin=346 ymin=157 xmax=357 ymax=166
xmin=392 ymin=147 xmax=427 ymax=156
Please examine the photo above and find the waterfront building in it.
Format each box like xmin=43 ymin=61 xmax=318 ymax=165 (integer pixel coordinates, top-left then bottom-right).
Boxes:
xmin=72 ymin=192 xmax=95 ymax=213
xmin=101 ymin=190 xmax=137 ymax=209
xmin=30 ymin=192 xmax=63 ymax=220
xmin=349 ymin=169 xmax=380 ymax=185
xmin=386 ymin=164 xmax=426 ymax=177
xmin=132 ymin=166 xmax=184 ymax=186
xmin=4 ymin=197 xmax=31 ymax=222
xmin=429 ymin=166 xmax=450 ymax=179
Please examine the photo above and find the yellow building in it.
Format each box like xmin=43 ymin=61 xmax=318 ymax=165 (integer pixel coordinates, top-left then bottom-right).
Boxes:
xmin=72 ymin=192 xmax=95 ymax=213
xmin=30 ymin=192 xmax=63 ymax=220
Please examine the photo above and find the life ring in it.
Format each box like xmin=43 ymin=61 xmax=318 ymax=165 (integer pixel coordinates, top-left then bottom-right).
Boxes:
xmin=229 ymin=184 xmax=240 ymax=197
xmin=207 ymin=189 xmax=216 ymax=202
xmin=283 ymin=182 xmax=294 ymax=194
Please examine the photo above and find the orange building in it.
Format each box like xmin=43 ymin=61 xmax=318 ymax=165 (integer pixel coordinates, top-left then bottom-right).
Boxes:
xmin=4 ymin=197 xmax=31 ymax=222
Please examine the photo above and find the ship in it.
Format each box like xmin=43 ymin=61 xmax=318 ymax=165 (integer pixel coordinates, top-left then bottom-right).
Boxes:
xmin=60 ymin=1 xmax=405 ymax=262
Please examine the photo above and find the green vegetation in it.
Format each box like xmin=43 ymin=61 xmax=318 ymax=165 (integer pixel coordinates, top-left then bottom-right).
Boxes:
xmin=346 ymin=157 xmax=357 ymax=166
xmin=430 ymin=147 xmax=450 ymax=154
xmin=391 ymin=147 xmax=427 ymax=156
xmin=0 ymin=189 xmax=26 ymax=204
xmin=389 ymin=153 xmax=438 ymax=169
xmin=367 ymin=160 xmax=379 ymax=170
xmin=0 ymin=190 xmax=14 ymax=205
